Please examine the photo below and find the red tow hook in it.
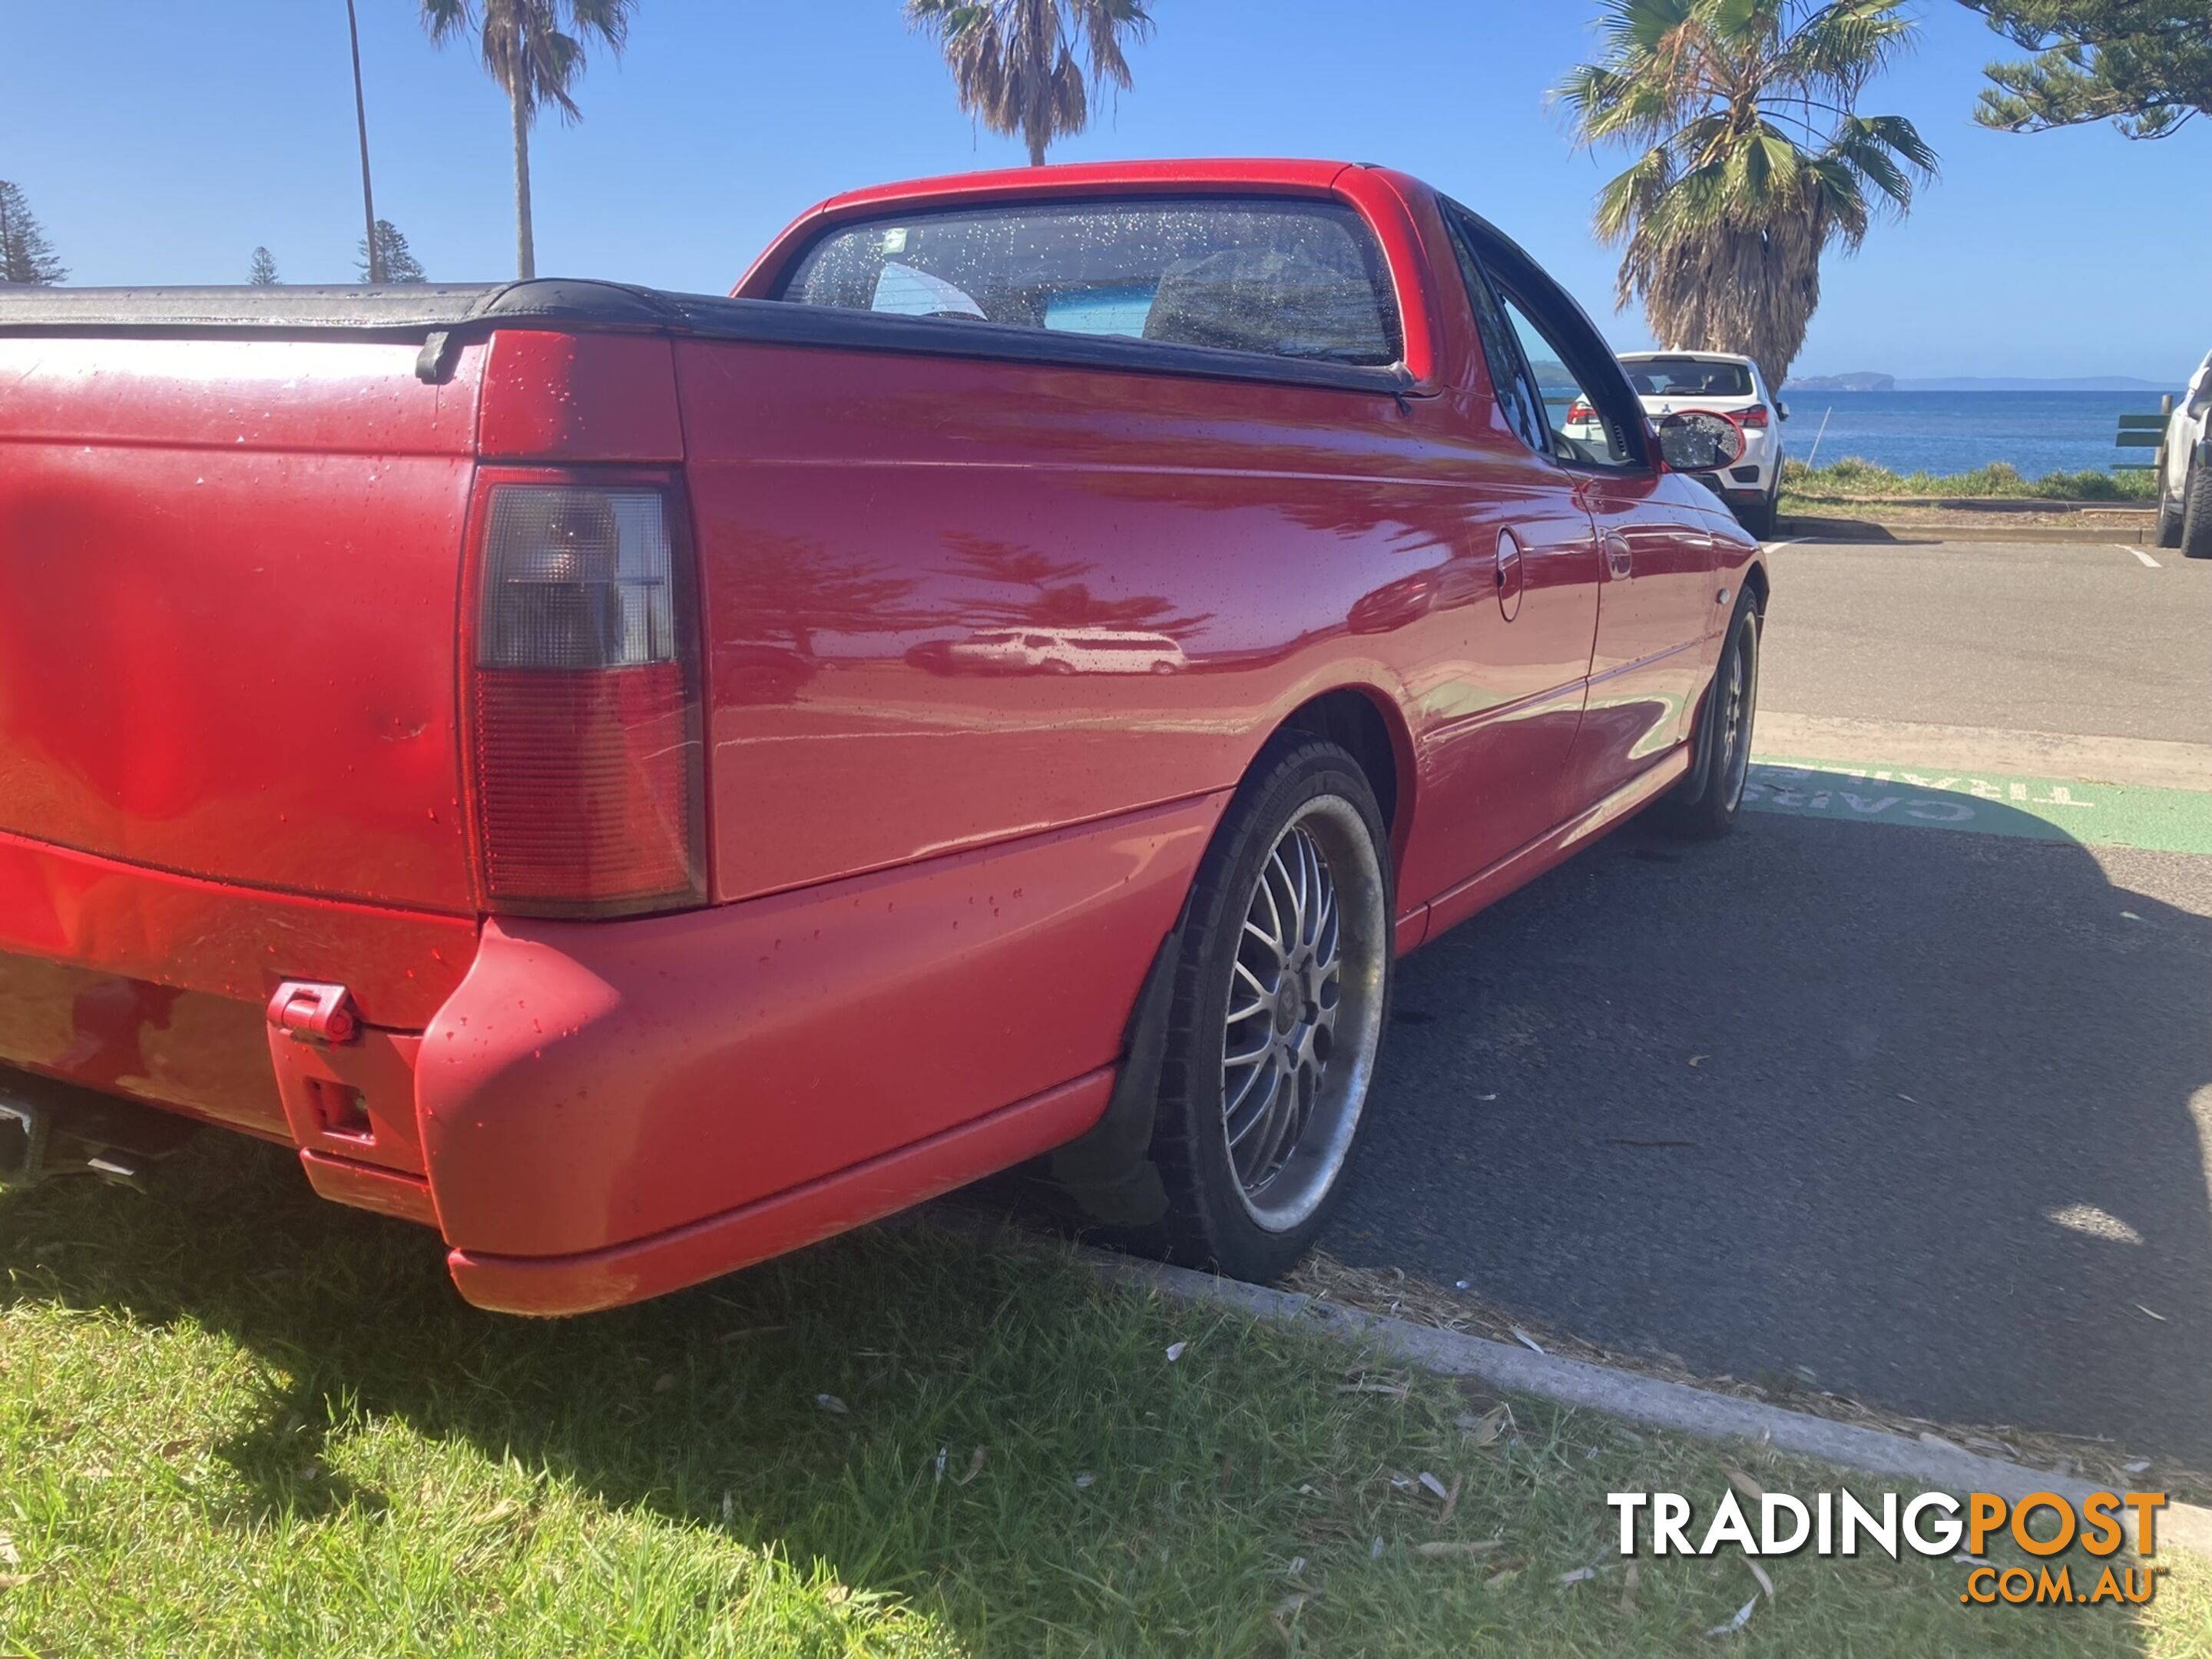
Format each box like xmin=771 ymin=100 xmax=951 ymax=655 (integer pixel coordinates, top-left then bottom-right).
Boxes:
xmin=267 ymin=981 xmax=359 ymax=1045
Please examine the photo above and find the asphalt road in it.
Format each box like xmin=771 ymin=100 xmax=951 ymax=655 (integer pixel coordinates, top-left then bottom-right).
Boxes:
xmin=1323 ymin=537 xmax=2212 ymax=1467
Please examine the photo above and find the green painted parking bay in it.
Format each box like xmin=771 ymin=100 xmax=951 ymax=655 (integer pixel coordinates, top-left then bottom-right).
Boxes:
xmin=1742 ymin=757 xmax=2212 ymax=856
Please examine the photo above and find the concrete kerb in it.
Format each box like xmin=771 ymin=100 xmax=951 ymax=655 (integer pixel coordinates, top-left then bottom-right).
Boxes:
xmin=1780 ymin=516 xmax=2156 ymax=546
xmin=1094 ymin=1253 xmax=2212 ymax=1561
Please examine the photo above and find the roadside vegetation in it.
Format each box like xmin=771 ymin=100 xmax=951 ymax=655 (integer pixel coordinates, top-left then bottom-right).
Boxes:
xmin=1783 ymin=455 xmax=2160 ymax=505
xmin=2 ymin=1134 xmax=2207 ymax=1657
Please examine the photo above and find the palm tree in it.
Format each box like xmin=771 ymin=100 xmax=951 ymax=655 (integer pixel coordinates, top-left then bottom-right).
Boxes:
xmin=419 ymin=0 xmax=635 ymax=279
xmin=906 ymin=0 xmax=1154 ymax=167
xmin=1557 ymin=0 xmax=1939 ymax=388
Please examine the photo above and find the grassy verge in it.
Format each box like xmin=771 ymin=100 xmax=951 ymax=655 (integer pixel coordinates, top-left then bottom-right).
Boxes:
xmin=2 ymin=1134 xmax=2207 ymax=1656
xmin=1783 ymin=457 xmax=2158 ymax=505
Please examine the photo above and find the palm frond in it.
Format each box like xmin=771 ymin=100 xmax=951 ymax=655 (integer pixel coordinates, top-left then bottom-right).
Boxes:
xmin=1560 ymin=0 xmax=1935 ymax=383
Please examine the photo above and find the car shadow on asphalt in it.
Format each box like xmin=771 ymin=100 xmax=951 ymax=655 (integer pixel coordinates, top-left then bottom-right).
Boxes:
xmin=1325 ymin=778 xmax=2212 ymax=1469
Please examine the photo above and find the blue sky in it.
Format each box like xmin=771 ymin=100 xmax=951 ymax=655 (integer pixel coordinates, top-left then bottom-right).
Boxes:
xmin=2 ymin=2 xmax=2203 ymax=381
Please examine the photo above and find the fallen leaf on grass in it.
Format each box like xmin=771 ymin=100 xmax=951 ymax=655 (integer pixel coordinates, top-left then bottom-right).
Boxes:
xmin=1414 ymin=1539 xmax=1502 ymax=1559
xmin=1483 ymin=1558 xmax=1527 ymax=1591
xmin=1687 ymin=1056 xmax=1707 ymax=1068
xmin=0 ymin=1538 xmax=18 ymax=1568
xmin=1509 ymin=1327 xmax=1546 ymax=1356
xmin=1706 ymin=1595 xmax=1757 ymax=1637
xmin=1459 ymin=1404 xmax=1514 ymax=1448
xmin=1438 ymin=1472 xmax=1465 ymax=1524
xmin=1371 ymin=1536 xmax=1386 ymax=1560
xmin=2125 ymin=1459 xmax=2152 ymax=1474
xmin=933 ymin=1447 xmax=947 ymax=1485
xmin=1747 ymin=1559 xmax=1775 ymax=1601
xmin=1164 ymin=1341 xmax=1187 ymax=1363
xmin=955 ymin=1446 xmax=987 ymax=1485
xmin=1558 ymin=1566 xmax=1598 ymax=1586
xmin=653 ymin=1373 xmax=677 ymax=1394
xmin=0 ymin=1574 xmax=30 ymax=1592
xmin=1419 ymin=1471 xmax=1451 ymax=1502
xmin=1720 ymin=1462 xmax=1764 ymax=1502
xmin=814 ymin=1393 xmax=849 ymax=1415
xmin=1074 ymin=1472 xmax=1096 ymax=1491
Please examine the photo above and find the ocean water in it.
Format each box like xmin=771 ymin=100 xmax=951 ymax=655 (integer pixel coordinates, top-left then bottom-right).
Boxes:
xmin=1774 ymin=391 xmax=2164 ymax=479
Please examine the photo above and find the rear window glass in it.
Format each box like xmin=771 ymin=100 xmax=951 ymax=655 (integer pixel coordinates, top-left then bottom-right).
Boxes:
xmin=1624 ymin=358 xmax=1754 ymax=399
xmin=778 ymin=198 xmax=1403 ymax=369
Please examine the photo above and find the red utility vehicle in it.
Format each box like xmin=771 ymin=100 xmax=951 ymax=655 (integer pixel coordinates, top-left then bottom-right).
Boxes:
xmin=0 ymin=161 xmax=1767 ymax=1314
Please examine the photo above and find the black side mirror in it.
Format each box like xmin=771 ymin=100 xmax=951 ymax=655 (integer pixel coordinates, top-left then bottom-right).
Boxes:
xmin=1657 ymin=409 xmax=1744 ymax=474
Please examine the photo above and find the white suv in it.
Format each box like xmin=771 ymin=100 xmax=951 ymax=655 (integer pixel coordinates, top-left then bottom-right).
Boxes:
xmin=2157 ymin=351 xmax=2212 ymax=558
xmin=1573 ymin=351 xmax=1788 ymax=538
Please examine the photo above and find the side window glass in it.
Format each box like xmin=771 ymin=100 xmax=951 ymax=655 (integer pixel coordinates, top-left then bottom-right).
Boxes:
xmin=1500 ymin=296 xmax=1633 ymax=469
xmin=1447 ymin=221 xmax=1548 ymax=455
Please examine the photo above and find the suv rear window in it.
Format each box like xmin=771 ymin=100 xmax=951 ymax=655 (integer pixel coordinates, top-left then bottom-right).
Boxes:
xmin=1625 ymin=358 xmax=1755 ymax=399
xmin=779 ymin=198 xmax=1403 ymax=369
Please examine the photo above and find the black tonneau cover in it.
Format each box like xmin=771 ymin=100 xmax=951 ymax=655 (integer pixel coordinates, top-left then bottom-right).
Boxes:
xmin=0 ymin=278 xmax=1413 ymax=397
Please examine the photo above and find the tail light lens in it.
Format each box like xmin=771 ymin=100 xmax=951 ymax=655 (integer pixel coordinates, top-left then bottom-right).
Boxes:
xmin=1739 ymin=404 xmax=1770 ymax=429
xmin=1566 ymin=399 xmax=1594 ymax=425
xmin=469 ymin=482 xmax=705 ymax=916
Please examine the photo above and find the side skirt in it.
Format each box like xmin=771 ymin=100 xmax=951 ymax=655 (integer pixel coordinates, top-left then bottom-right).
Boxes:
xmin=1412 ymin=747 xmax=1694 ymax=945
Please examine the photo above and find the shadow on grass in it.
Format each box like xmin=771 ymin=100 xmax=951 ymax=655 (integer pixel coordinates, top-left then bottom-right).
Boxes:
xmin=2 ymin=1152 xmax=1452 ymax=1654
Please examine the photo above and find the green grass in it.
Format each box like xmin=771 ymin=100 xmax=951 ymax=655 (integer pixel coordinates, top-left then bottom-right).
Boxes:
xmin=2 ymin=1134 xmax=2207 ymax=1656
xmin=1783 ymin=456 xmax=2160 ymax=503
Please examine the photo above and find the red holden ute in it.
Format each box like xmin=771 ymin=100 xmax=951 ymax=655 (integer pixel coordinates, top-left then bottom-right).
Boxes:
xmin=0 ymin=160 xmax=1767 ymax=1314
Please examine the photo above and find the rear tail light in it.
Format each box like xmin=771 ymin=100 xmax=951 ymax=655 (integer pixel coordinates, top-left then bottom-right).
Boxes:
xmin=469 ymin=482 xmax=705 ymax=916
xmin=1567 ymin=399 xmax=1594 ymax=425
xmin=1739 ymin=404 xmax=1770 ymax=429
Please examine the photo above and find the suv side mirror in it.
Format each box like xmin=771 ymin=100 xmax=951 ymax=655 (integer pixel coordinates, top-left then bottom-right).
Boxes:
xmin=1656 ymin=409 xmax=1744 ymax=474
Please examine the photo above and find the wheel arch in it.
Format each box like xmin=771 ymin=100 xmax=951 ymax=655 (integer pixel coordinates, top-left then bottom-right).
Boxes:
xmin=1741 ymin=555 xmax=1771 ymax=614
xmin=1271 ymin=684 xmax=1415 ymax=873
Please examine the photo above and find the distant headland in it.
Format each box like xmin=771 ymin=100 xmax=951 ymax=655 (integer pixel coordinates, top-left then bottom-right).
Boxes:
xmin=1782 ymin=373 xmax=2171 ymax=393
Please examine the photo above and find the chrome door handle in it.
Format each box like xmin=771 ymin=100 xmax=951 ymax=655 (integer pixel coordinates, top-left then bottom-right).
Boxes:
xmin=1604 ymin=531 xmax=1633 ymax=580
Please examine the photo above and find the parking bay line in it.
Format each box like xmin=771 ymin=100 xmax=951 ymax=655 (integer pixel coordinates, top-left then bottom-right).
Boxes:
xmin=2124 ymin=544 xmax=2164 ymax=568
xmin=1741 ymin=756 xmax=2212 ymax=855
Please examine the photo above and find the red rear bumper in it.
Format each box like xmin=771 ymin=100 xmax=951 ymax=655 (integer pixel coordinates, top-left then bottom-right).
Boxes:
xmin=1 ymin=795 xmax=1220 ymax=1313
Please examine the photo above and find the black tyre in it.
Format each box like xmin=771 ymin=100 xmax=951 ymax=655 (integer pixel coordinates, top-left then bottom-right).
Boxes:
xmin=1737 ymin=487 xmax=1778 ymax=542
xmin=2182 ymin=461 xmax=2212 ymax=561
xmin=1654 ymin=591 xmax=1762 ymax=839
xmin=1141 ymin=736 xmax=1393 ymax=1281
xmin=2156 ymin=487 xmax=2184 ymax=550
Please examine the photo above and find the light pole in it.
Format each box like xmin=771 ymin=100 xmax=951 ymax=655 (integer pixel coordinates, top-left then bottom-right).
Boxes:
xmin=346 ymin=0 xmax=382 ymax=283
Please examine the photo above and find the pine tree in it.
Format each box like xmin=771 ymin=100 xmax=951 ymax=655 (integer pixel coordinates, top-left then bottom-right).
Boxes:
xmin=356 ymin=219 xmax=426 ymax=284
xmin=1961 ymin=2 xmax=2210 ymax=139
xmin=0 ymin=180 xmax=68 ymax=285
xmin=249 ymin=247 xmax=280 ymax=286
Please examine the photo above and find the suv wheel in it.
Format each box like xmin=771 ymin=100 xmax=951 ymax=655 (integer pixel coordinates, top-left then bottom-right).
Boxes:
xmin=2183 ymin=460 xmax=2212 ymax=560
